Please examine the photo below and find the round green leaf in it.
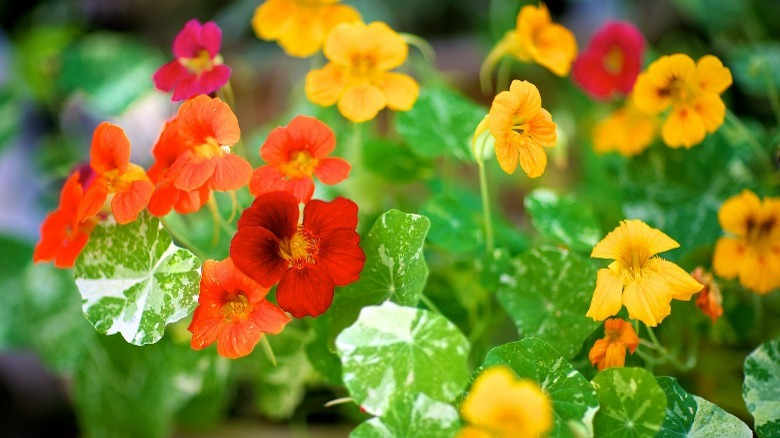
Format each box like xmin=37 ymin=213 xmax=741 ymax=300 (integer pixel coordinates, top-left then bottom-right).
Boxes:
xmin=743 ymin=338 xmax=780 ymax=437
xmin=351 ymin=393 xmax=461 ymax=438
xmin=74 ymin=213 xmax=202 ymax=346
xmin=336 ymin=302 xmax=470 ymax=416
xmin=495 ymin=247 xmax=600 ymax=359
xmin=524 ymin=189 xmax=602 ymax=252
xmin=657 ymin=377 xmax=751 ymax=437
xmin=480 ymin=338 xmax=600 ymax=437
xmin=421 ymin=192 xmax=482 ymax=254
xmin=591 ymin=367 xmax=667 ymax=438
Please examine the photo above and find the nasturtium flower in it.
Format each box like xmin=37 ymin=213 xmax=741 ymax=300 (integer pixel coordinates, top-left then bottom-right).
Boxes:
xmin=148 ymin=95 xmax=252 ymax=216
xmin=33 ymin=169 xmax=100 ymax=268
xmin=305 ymin=21 xmax=420 ymax=123
xmin=79 ymin=122 xmax=154 ymax=225
xmin=459 ymin=365 xmax=553 ymax=438
xmin=230 ymin=191 xmax=365 ymax=318
xmin=713 ymin=190 xmax=780 ymax=295
xmin=632 ymin=53 xmax=732 ymax=148
xmin=188 ymin=257 xmax=291 ymax=359
xmin=252 ymin=0 xmax=360 ymax=58
xmin=592 ymin=99 xmax=658 ymax=157
xmin=589 ymin=318 xmax=639 ymax=371
xmin=487 ymin=79 xmax=557 ymax=178
xmin=691 ymin=267 xmax=723 ymax=323
xmin=153 ymin=19 xmax=231 ymax=102
xmin=250 ymin=115 xmax=350 ymax=203
xmin=587 ymin=219 xmax=703 ymax=327
xmin=573 ymin=21 xmax=645 ymax=100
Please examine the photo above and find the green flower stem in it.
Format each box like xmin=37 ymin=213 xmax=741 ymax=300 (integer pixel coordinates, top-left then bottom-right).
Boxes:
xmin=725 ymin=109 xmax=773 ymax=173
xmin=160 ymin=217 xmax=208 ymax=261
xmin=420 ymin=294 xmax=442 ymax=315
xmin=761 ymin=59 xmax=780 ymax=128
xmin=260 ymin=334 xmax=277 ymax=367
xmin=638 ymin=326 xmax=697 ymax=372
xmin=399 ymin=33 xmax=436 ymax=65
xmin=323 ymin=397 xmax=354 ymax=408
xmin=477 ymin=160 xmax=495 ymax=254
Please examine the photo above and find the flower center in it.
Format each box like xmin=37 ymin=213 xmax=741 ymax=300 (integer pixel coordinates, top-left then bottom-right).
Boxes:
xmin=279 ymin=150 xmax=319 ymax=178
xmin=745 ymin=216 xmax=776 ymax=247
xmin=104 ymin=164 xmax=149 ymax=194
xmin=193 ymin=137 xmax=227 ymax=159
xmin=603 ymin=46 xmax=624 ymax=75
xmin=221 ymin=293 xmax=252 ymax=322
xmin=278 ymin=226 xmax=316 ymax=266
xmin=180 ymin=50 xmax=215 ymax=75
xmin=349 ymin=55 xmax=376 ymax=80
xmin=658 ymin=76 xmax=697 ymax=106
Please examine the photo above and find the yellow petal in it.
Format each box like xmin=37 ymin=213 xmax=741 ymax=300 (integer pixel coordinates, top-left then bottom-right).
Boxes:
xmin=652 ymin=258 xmax=703 ymax=301
xmin=324 ymin=21 xmax=408 ymax=71
xmin=456 ymin=427 xmax=492 ymax=438
xmin=489 ymin=80 xmax=542 ymax=131
xmin=693 ymin=93 xmax=726 ymax=133
xmin=518 ymin=140 xmax=548 ymax=178
xmin=461 ymin=366 xmax=518 ymax=425
xmin=323 ymin=21 xmax=364 ymax=66
xmin=763 ymin=198 xmax=780 ymax=241
xmin=586 ymin=268 xmax=624 ymax=321
xmin=632 ymin=73 xmax=669 ymax=115
xmin=739 ymin=246 xmax=780 ymax=295
xmin=712 ymin=237 xmax=746 ymax=279
xmin=531 ymin=23 xmax=577 ymax=77
xmin=494 ymin=136 xmax=519 ymax=174
xmin=365 ymin=22 xmax=409 ymax=71
xmin=337 ymin=83 xmax=387 ymax=122
xmin=633 ymin=54 xmax=697 ymax=115
xmin=622 ymin=277 xmax=673 ymax=327
xmin=718 ymin=189 xmax=761 ymax=237
xmin=592 ymin=219 xmax=679 ymax=262
xmin=662 ymin=106 xmax=706 ymax=148
xmin=305 ymin=63 xmax=348 ymax=107
xmin=375 ymin=72 xmax=419 ymax=111
xmin=697 ymin=55 xmax=732 ymax=95
xmin=526 ymin=108 xmax=557 ymax=148
xmin=252 ymin=0 xmax=294 ymax=41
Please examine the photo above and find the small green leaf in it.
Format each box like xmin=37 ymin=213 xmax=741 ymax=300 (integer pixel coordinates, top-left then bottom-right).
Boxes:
xmin=74 ymin=213 xmax=202 ymax=346
xmin=657 ymin=377 xmax=751 ymax=437
xmin=591 ymin=367 xmax=667 ymax=438
xmin=351 ymin=393 xmax=461 ymax=438
xmin=336 ymin=302 xmax=470 ymax=416
xmin=730 ymin=44 xmax=780 ymax=98
xmin=395 ymin=86 xmax=485 ymax=162
xmin=524 ymin=189 xmax=602 ymax=252
xmin=363 ymin=138 xmax=435 ymax=182
xmin=495 ymin=247 xmax=600 ymax=359
xmin=421 ymin=192 xmax=482 ymax=254
xmin=743 ymin=338 xmax=780 ymax=437
xmin=480 ymin=338 xmax=600 ymax=437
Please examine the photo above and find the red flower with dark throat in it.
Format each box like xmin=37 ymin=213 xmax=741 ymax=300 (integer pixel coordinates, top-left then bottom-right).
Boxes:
xmin=230 ymin=191 xmax=365 ymax=318
xmin=572 ymin=21 xmax=645 ymax=100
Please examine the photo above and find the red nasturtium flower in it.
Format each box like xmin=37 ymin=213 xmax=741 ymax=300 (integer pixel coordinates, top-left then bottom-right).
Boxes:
xmin=230 ymin=191 xmax=365 ymax=318
xmin=148 ymin=95 xmax=252 ymax=216
xmin=153 ymin=19 xmax=231 ymax=101
xmin=188 ymin=257 xmax=291 ymax=359
xmin=572 ymin=21 xmax=645 ymax=100
xmin=250 ymin=115 xmax=350 ymax=203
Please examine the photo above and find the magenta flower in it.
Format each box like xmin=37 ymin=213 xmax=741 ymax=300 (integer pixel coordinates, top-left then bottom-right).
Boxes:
xmin=572 ymin=21 xmax=645 ymax=100
xmin=153 ymin=19 xmax=232 ymax=101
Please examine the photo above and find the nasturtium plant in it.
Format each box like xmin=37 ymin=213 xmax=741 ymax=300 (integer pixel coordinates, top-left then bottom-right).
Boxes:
xmin=743 ymin=338 xmax=780 ymax=438
xmin=74 ymin=213 xmax=201 ymax=346
xmin=524 ymin=189 xmax=602 ymax=252
xmin=591 ymin=367 xmax=667 ymax=438
xmin=336 ymin=302 xmax=470 ymax=416
xmin=495 ymin=247 xmax=600 ymax=358
xmin=351 ymin=392 xmax=461 ymax=438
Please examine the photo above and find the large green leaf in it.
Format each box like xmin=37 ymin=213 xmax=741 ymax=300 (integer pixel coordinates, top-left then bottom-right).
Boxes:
xmin=74 ymin=213 xmax=201 ymax=346
xmin=495 ymin=247 xmax=600 ymax=359
xmin=336 ymin=302 xmax=470 ymax=416
xmin=524 ymin=189 xmax=602 ymax=252
xmin=591 ymin=367 xmax=667 ymax=438
xmin=480 ymin=338 xmax=600 ymax=437
xmin=395 ymin=86 xmax=485 ymax=162
xmin=730 ymin=43 xmax=780 ymax=98
xmin=421 ymin=192 xmax=482 ymax=254
xmin=743 ymin=338 xmax=780 ymax=437
xmin=657 ymin=377 xmax=751 ymax=437
xmin=351 ymin=393 xmax=461 ymax=438
xmin=362 ymin=138 xmax=435 ymax=183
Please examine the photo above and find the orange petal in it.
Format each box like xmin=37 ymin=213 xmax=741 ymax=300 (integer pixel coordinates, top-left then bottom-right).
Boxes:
xmin=249 ymin=165 xmax=287 ymax=197
xmin=592 ymin=219 xmax=679 ymax=262
xmin=211 ymin=154 xmax=252 ymax=191
xmin=494 ymin=136 xmax=519 ymax=174
xmin=177 ymin=95 xmax=240 ymax=147
xmin=517 ymin=140 xmax=548 ymax=178
xmin=77 ymin=177 xmax=109 ymax=221
xmin=526 ymin=108 xmax=557 ymax=148
xmin=314 ymin=157 xmax=350 ymax=184
xmin=337 ymin=83 xmax=387 ymax=123
xmin=172 ymin=154 xmax=217 ymax=192
xmin=249 ymin=300 xmax=291 ymax=334
xmin=91 ymin=122 xmax=131 ymax=174
xmin=111 ymin=180 xmax=153 ymax=224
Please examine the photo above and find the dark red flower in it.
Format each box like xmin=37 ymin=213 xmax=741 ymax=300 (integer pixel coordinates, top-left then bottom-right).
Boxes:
xmin=230 ymin=191 xmax=365 ymax=318
xmin=572 ymin=21 xmax=644 ymax=100
xmin=153 ymin=19 xmax=232 ymax=101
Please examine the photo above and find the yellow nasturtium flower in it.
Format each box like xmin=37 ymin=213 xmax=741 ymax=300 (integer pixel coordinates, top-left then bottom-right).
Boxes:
xmin=459 ymin=365 xmax=553 ymax=438
xmin=713 ymin=190 xmax=780 ymax=295
xmin=593 ymin=99 xmax=658 ymax=157
xmin=632 ymin=54 xmax=732 ymax=148
xmin=305 ymin=21 xmax=419 ymax=123
xmin=586 ymin=219 xmax=703 ymax=327
xmin=252 ymin=0 xmax=360 ymax=58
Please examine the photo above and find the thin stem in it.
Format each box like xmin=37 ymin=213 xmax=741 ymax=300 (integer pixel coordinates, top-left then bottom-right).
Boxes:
xmin=725 ymin=109 xmax=773 ymax=173
xmin=160 ymin=217 xmax=208 ymax=261
xmin=399 ymin=33 xmax=436 ymax=65
xmin=640 ymin=326 xmax=696 ymax=372
xmin=206 ymin=197 xmax=222 ymax=246
xmin=260 ymin=335 xmax=277 ymax=366
xmin=478 ymin=161 xmax=495 ymax=254
xmin=420 ymin=295 xmax=442 ymax=315
xmin=761 ymin=59 xmax=780 ymax=127
xmin=227 ymin=190 xmax=239 ymax=224
xmin=323 ymin=397 xmax=354 ymax=408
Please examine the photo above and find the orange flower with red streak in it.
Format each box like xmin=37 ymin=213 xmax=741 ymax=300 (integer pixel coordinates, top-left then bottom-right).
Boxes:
xmin=589 ymin=318 xmax=639 ymax=370
xmin=188 ymin=257 xmax=291 ymax=359
xmin=691 ymin=267 xmax=723 ymax=324
xmin=250 ymin=115 xmax=350 ymax=203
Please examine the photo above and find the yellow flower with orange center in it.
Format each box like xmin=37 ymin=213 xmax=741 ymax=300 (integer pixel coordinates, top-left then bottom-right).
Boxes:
xmin=459 ymin=365 xmax=553 ymax=438
xmin=586 ymin=219 xmax=703 ymax=327
xmin=713 ymin=190 xmax=780 ymax=295
xmin=305 ymin=21 xmax=420 ymax=123
xmin=632 ymin=54 xmax=732 ymax=148
xmin=252 ymin=0 xmax=360 ymax=58
xmin=593 ymin=99 xmax=658 ymax=157
xmin=589 ymin=318 xmax=639 ymax=370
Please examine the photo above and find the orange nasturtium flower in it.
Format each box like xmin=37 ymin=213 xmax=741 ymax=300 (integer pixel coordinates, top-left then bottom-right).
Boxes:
xmin=188 ymin=258 xmax=291 ymax=359
xmin=691 ymin=267 xmax=724 ymax=323
xmin=148 ymin=95 xmax=252 ymax=216
xmin=593 ymin=99 xmax=658 ymax=157
xmin=589 ymin=318 xmax=639 ymax=371
xmin=586 ymin=219 xmax=703 ymax=327
xmin=252 ymin=0 xmax=360 ymax=58
xmin=632 ymin=54 xmax=732 ymax=148
xmin=713 ymin=190 xmax=780 ymax=295
xmin=459 ymin=365 xmax=552 ymax=438
xmin=305 ymin=21 xmax=420 ymax=123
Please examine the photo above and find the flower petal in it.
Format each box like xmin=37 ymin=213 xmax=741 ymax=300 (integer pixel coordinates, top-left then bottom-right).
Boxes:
xmin=697 ymin=55 xmax=732 ymax=95
xmin=532 ymin=23 xmax=578 ymax=77
xmin=252 ymin=0 xmax=294 ymax=41
xmin=305 ymin=63 xmax=348 ymax=107
xmin=111 ymin=180 xmax=153 ymax=224
xmin=622 ymin=277 xmax=672 ymax=327
xmin=592 ymin=219 xmax=679 ymax=262
xmin=286 ymin=115 xmax=337 ymax=158
xmin=652 ymin=258 xmax=703 ymax=301
xmin=153 ymin=60 xmax=188 ymax=93
xmin=712 ymin=237 xmax=745 ymax=279
xmin=586 ymin=268 xmax=624 ymax=321
xmin=249 ymin=300 xmax=291 ymax=334
xmin=188 ymin=304 xmax=223 ymax=351
xmin=276 ymin=266 xmax=335 ymax=318
xmin=173 ymin=19 xmax=204 ymax=58
xmin=718 ymin=189 xmax=761 ymax=237
xmin=91 ymin=122 xmax=131 ymax=174
xmin=196 ymin=65 xmax=232 ymax=96
xmin=526 ymin=108 xmax=557 ymax=147
xmin=303 ymin=196 xmax=359 ymax=236
xmin=217 ymin=320 xmax=263 ymax=359
xmin=662 ymin=106 xmax=707 ymax=148
xmin=172 ymin=154 xmax=217 ymax=192
xmin=284 ymin=177 xmax=315 ymax=204
xmin=236 ymin=191 xmax=299 ymax=239
xmin=517 ymin=140 xmax=548 ymax=178
xmin=77 ymin=177 xmax=108 ymax=221
xmin=211 ymin=153 xmax=252 ymax=191
xmin=375 ymin=72 xmax=419 ymax=111
xmin=249 ymin=165 xmax=287 ymax=197
xmin=337 ymin=83 xmax=387 ymax=123
xmin=692 ymin=93 xmax=726 ymax=133
xmin=177 ymin=95 xmax=240 ymax=147
xmin=198 ymin=21 xmax=223 ymax=58
xmin=314 ymin=157 xmax=350 ymax=185
xmin=317 ymin=228 xmax=365 ymax=286
xmin=230 ymin=225 xmax=288 ymax=288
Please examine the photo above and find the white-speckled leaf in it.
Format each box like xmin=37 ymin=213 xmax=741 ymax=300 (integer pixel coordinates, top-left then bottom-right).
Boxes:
xmin=496 ymin=247 xmax=600 ymax=359
xmin=743 ymin=338 xmax=780 ymax=437
xmin=351 ymin=392 xmax=461 ymax=438
xmin=336 ymin=302 xmax=470 ymax=416
xmin=657 ymin=377 xmax=751 ymax=437
xmin=480 ymin=338 xmax=600 ymax=437
xmin=524 ymin=189 xmax=602 ymax=252
xmin=591 ymin=367 xmax=667 ymax=438
xmin=74 ymin=213 xmax=201 ymax=346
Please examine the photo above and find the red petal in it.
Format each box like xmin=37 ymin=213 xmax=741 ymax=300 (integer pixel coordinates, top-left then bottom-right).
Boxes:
xmin=276 ymin=266 xmax=335 ymax=318
xmin=54 ymin=232 xmax=89 ymax=268
xmin=172 ymin=154 xmax=217 ymax=192
xmin=217 ymin=321 xmax=262 ymax=359
xmin=249 ymin=300 xmax=291 ymax=334
xmin=303 ymin=197 xmax=358 ymax=236
xmin=58 ymin=172 xmax=85 ymax=214
xmin=111 ymin=180 xmax=153 ymax=224
xmin=230 ymin=226 xmax=288 ymax=287
xmin=260 ymin=125 xmax=292 ymax=165
xmin=210 ymin=153 xmax=252 ymax=191
xmin=236 ymin=191 xmax=298 ymax=240
xmin=33 ymin=210 xmax=70 ymax=263
xmin=318 ymin=228 xmax=365 ymax=286
xmin=199 ymin=21 xmax=223 ymax=58
xmin=314 ymin=157 xmax=350 ymax=185
xmin=188 ymin=304 xmax=223 ymax=350
xmin=153 ymin=61 xmax=188 ymax=93
xmin=90 ymin=122 xmax=130 ymax=174
xmin=217 ymin=257 xmax=272 ymax=302
xmin=147 ymin=183 xmax=177 ymax=217
xmin=173 ymin=19 xmax=204 ymax=58
xmin=170 ymin=74 xmax=200 ymax=102
xmin=286 ymin=115 xmax=336 ymax=158
xmin=249 ymin=165 xmax=287 ymax=197
xmin=77 ymin=178 xmax=108 ymax=221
